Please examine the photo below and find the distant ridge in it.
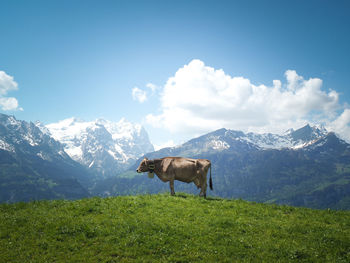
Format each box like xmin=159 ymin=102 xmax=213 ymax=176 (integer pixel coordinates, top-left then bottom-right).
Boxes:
xmin=0 ymin=113 xmax=91 ymax=203
xmin=46 ymin=117 xmax=154 ymax=177
xmin=138 ymin=124 xmax=330 ymax=159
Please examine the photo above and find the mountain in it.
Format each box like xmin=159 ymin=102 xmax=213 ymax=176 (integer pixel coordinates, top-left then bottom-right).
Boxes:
xmin=46 ymin=117 xmax=154 ymax=178
xmin=94 ymin=125 xmax=350 ymax=210
xmin=135 ymin=124 xmax=328 ymax=158
xmin=0 ymin=113 xmax=91 ymax=203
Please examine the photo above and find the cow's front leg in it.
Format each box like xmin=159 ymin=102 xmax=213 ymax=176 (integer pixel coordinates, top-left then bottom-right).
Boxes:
xmin=199 ymin=181 xmax=208 ymax=198
xmin=169 ymin=179 xmax=175 ymax=196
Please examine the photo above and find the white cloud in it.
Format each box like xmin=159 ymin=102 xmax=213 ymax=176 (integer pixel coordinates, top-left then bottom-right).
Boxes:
xmin=153 ymin=140 xmax=176 ymax=151
xmin=0 ymin=71 xmax=18 ymax=95
xmin=0 ymin=71 xmax=22 ymax=111
xmin=146 ymin=59 xmax=346 ymax=140
xmin=132 ymin=87 xmax=147 ymax=103
xmin=132 ymin=83 xmax=159 ymax=103
xmin=329 ymin=109 xmax=350 ymax=141
xmin=285 ymin=69 xmax=303 ymax=91
xmin=0 ymin=97 xmax=22 ymax=111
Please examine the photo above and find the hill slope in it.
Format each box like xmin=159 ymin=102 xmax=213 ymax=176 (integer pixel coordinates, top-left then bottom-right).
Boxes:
xmin=0 ymin=194 xmax=349 ymax=262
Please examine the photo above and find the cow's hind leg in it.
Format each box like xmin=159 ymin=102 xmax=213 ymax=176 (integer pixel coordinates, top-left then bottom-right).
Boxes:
xmin=199 ymin=185 xmax=207 ymax=198
xmin=169 ymin=179 xmax=175 ymax=196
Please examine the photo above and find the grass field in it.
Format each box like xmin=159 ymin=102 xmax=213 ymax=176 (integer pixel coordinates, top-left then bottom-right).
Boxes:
xmin=1 ymin=193 xmax=349 ymax=262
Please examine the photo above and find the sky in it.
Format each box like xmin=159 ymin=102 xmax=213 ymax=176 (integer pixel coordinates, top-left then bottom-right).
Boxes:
xmin=1 ymin=0 xmax=350 ymax=148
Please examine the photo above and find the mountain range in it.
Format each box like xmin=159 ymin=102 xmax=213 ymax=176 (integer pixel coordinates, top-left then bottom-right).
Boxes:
xmin=46 ymin=117 xmax=154 ymax=177
xmin=95 ymin=125 xmax=350 ymax=210
xmin=1 ymin=113 xmax=349 ymax=209
xmin=0 ymin=114 xmax=91 ymax=202
xmin=0 ymin=113 xmax=154 ymax=202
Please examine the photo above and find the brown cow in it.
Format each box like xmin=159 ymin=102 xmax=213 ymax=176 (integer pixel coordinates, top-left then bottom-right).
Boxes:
xmin=136 ymin=157 xmax=213 ymax=198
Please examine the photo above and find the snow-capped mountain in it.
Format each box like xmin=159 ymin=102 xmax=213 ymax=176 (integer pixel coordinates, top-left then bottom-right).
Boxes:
xmin=0 ymin=113 xmax=69 ymax=160
xmin=141 ymin=124 xmax=329 ymax=159
xmin=221 ymin=124 xmax=328 ymax=150
xmin=46 ymin=117 xmax=154 ymax=177
xmin=0 ymin=113 xmax=91 ymax=202
xmin=125 ymin=124 xmax=350 ymax=210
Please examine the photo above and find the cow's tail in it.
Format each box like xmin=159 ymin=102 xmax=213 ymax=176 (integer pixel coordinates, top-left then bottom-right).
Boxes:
xmin=209 ymin=162 xmax=213 ymax=191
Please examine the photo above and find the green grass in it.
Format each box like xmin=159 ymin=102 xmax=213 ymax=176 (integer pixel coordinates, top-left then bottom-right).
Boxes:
xmin=1 ymin=194 xmax=350 ymax=262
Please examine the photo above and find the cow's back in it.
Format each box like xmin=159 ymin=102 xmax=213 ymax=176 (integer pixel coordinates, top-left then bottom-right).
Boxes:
xmin=163 ymin=157 xmax=198 ymax=183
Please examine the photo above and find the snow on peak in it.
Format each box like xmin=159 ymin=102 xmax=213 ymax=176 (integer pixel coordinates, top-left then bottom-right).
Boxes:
xmin=35 ymin=121 xmax=51 ymax=135
xmin=106 ymin=118 xmax=143 ymax=140
xmin=0 ymin=114 xmax=20 ymax=128
xmin=47 ymin=118 xmax=95 ymax=141
xmin=209 ymin=139 xmax=230 ymax=150
xmin=283 ymin=128 xmax=294 ymax=136
xmin=47 ymin=117 xmax=144 ymax=142
xmin=0 ymin=113 xmax=70 ymax=163
xmin=202 ymin=124 xmax=330 ymax=151
xmin=0 ymin=138 xmax=14 ymax=152
xmin=46 ymin=117 xmax=154 ymax=176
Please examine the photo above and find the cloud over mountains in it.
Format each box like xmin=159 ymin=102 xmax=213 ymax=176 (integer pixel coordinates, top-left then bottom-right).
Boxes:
xmin=141 ymin=59 xmax=349 ymax=141
xmin=132 ymin=87 xmax=147 ymax=103
xmin=0 ymin=71 xmax=22 ymax=111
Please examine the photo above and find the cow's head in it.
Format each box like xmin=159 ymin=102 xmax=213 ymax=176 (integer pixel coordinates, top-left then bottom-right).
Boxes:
xmin=136 ymin=158 xmax=149 ymax=173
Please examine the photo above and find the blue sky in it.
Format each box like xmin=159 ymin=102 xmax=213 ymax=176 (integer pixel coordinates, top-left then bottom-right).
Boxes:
xmin=1 ymin=0 xmax=350 ymax=146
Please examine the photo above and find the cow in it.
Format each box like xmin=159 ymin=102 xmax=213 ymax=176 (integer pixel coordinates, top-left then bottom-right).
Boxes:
xmin=136 ymin=157 xmax=213 ymax=198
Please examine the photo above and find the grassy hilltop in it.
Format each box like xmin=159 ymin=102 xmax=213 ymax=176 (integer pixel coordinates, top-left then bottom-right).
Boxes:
xmin=1 ymin=194 xmax=349 ymax=262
